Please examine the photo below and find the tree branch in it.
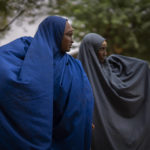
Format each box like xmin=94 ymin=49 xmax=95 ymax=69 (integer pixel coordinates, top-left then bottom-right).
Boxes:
xmin=0 ymin=9 xmax=25 ymax=32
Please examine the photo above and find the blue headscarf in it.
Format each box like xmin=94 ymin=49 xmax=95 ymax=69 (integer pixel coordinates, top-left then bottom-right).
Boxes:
xmin=0 ymin=16 xmax=94 ymax=150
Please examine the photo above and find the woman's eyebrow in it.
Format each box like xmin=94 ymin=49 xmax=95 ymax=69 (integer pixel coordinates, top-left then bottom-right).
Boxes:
xmin=65 ymin=30 xmax=74 ymax=34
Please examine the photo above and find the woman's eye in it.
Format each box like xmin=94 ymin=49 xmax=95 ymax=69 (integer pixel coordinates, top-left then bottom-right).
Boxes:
xmin=67 ymin=34 xmax=72 ymax=37
xmin=65 ymin=32 xmax=73 ymax=37
xmin=99 ymin=47 xmax=107 ymax=51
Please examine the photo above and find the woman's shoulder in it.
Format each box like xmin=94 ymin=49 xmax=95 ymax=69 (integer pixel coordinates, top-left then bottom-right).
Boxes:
xmin=67 ymin=54 xmax=82 ymax=66
xmin=0 ymin=36 xmax=33 ymax=59
xmin=0 ymin=36 xmax=33 ymax=51
xmin=108 ymin=54 xmax=148 ymax=65
xmin=66 ymin=54 xmax=87 ymax=76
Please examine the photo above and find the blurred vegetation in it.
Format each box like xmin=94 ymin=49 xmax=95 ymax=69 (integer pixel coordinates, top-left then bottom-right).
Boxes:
xmin=0 ymin=0 xmax=150 ymax=61
xmin=49 ymin=0 xmax=150 ymax=61
xmin=0 ymin=0 xmax=47 ymax=37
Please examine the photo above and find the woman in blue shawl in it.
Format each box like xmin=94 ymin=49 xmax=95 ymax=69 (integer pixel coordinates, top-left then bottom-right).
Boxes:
xmin=0 ymin=16 xmax=94 ymax=150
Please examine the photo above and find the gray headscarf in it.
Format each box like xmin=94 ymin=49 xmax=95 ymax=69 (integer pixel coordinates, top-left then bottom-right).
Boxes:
xmin=78 ymin=33 xmax=150 ymax=150
xmin=78 ymin=33 xmax=105 ymax=65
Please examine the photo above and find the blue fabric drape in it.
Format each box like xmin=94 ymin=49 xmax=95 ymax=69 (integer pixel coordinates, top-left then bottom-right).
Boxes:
xmin=0 ymin=16 xmax=94 ymax=150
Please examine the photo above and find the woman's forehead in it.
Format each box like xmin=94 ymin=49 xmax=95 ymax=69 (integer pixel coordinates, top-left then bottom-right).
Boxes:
xmin=64 ymin=21 xmax=74 ymax=33
xmin=101 ymin=40 xmax=107 ymax=46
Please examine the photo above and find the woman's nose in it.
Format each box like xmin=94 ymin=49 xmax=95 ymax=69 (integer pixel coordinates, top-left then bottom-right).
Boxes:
xmin=104 ymin=50 xmax=107 ymax=56
xmin=71 ymin=37 xmax=74 ymax=43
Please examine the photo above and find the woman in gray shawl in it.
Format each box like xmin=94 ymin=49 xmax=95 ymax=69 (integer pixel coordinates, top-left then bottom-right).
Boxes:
xmin=78 ymin=33 xmax=150 ymax=150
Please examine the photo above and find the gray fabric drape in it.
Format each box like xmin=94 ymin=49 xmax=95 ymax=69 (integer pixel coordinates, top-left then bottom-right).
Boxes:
xmin=78 ymin=33 xmax=150 ymax=150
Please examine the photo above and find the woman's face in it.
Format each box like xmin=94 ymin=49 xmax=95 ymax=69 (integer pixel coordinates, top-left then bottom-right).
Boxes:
xmin=61 ymin=21 xmax=74 ymax=52
xmin=97 ymin=40 xmax=107 ymax=63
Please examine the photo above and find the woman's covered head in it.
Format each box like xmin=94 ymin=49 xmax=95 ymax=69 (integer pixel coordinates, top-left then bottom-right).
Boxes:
xmin=37 ymin=16 xmax=74 ymax=55
xmin=80 ymin=33 xmax=107 ymax=63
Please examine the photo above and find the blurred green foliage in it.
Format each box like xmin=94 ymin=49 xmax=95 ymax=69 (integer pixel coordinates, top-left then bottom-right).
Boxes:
xmin=0 ymin=0 xmax=150 ymax=61
xmin=49 ymin=0 xmax=150 ymax=61
xmin=0 ymin=0 xmax=45 ymax=37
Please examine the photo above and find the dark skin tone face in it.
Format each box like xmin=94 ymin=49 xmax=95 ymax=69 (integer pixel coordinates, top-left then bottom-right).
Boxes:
xmin=98 ymin=40 xmax=107 ymax=63
xmin=61 ymin=21 xmax=74 ymax=53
